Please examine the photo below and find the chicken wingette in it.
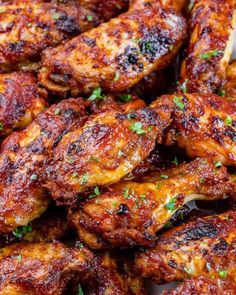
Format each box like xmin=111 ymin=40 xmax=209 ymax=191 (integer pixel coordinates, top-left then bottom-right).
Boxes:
xmin=0 ymin=98 xmax=87 ymax=234
xmin=161 ymin=276 xmax=236 ymax=295
xmin=39 ymin=6 xmax=186 ymax=96
xmin=45 ymin=102 xmax=171 ymax=204
xmin=152 ymin=93 xmax=236 ymax=166
xmin=0 ymin=241 xmax=93 ymax=295
xmin=0 ymin=71 xmax=47 ymax=136
xmin=68 ymin=158 xmax=236 ymax=249
xmin=135 ymin=210 xmax=236 ymax=284
xmin=180 ymin=0 xmax=235 ymax=94
xmin=0 ymin=0 xmax=127 ymax=71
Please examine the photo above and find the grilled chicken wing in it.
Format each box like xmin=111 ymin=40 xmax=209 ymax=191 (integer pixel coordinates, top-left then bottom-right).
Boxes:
xmin=76 ymin=251 xmax=146 ymax=295
xmin=0 ymin=98 xmax=87 ymax=234
xmin=135 ymin=210 xmax=236 ymax=284
xmin=0 ymin=0 xmax=126 ymax=72
xmin=0 ymin=241 xmax=93 ymax=295
xmin=0 ymin=71 xmax=47 ymax=136
xmin=152 ymin=93 xmax=236 ymax=166
xmin=162 ymin=276 xmax=236 ymax=295
xmin=179 ymin=0 xmax=235 ymax=94
xmin=45 ymin=103 xmax=171 ymax=205
xmin=39 ymin=6 xmax=186 ymax=96
xmin=68 ymin=158 xmax=236 ymax=249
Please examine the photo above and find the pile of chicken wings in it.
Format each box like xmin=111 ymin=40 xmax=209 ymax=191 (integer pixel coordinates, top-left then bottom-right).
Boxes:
xmin=0 ymin=0 xmax=235 ymax=294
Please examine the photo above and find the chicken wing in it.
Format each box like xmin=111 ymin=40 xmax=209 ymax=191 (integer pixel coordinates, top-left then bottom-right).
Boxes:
xmin=45 ymin=103 xmax=171 ymax=204
xmin=39 ymin=6 xmax=186 ymax=96
xmin=0 ymin=0 xmax=126 ymax=72
xmin=179 ymin=0 xmax=235 ymax=94
xmin=162 ymin=276 xmax=236 ymax=295
xmin=0 ymin=98 xmax=87 ymax=234
xmin=152 ymin=93 xmax=236 ymax=166
xmin=0 ymin=241 xmax=93 ymax=295
xmin=68 ymin=158 xmax=236 ymax=249
xmin=135 ymin=210 xmax=236 ymax=284
xmin=129 ymin=0 xmax=188 ymax=12
xmin=0 ymin=71 xmax=47 ymax=137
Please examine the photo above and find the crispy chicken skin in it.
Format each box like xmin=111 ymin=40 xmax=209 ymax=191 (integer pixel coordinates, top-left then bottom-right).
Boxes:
xmin=39 ymin=7 xmax=186 ymax=96
xmin=45 ymin=104 xmax=171 ymax=204
xmin=0 ymin=72 xmax=47 ymax=136
xmin=152 ymin=93 xmax=236 ymax=166
xmin=135 ymin=210 xmax=236 ymax=284
xmin=225 ymin=60 xmax=236 ymax=100
xmin=69 ymin=158 xmax=236 ymax=249
xmin=129 ymin=0 xmax=188 ymax=12
xmin=0 ymin=98 xmax=87 ymax=234
xmin=180 ymin=0 xmax=235 ymax=94
xmin=162 ymin=276 xmax=236 ymax=295
xmin=76 ymin=252 xmax=146 ymax=295
xmin=0 ymin=241 xmax=93 ymax=295
xmin=0 ymin=0 xmax=126 ymax=72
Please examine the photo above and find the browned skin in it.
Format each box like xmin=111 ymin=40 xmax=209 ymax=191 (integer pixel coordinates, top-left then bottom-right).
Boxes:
xmin=39 ymin=7 xmax=186 ymax=96
xmin=45 ymin=102 xmax=171 ymax=205
xmin=0 ymin=0 xmax=127 ymax=72
xmin=76 ymin=252 xmax=146 ymax=295
xmin=68 ymin=159 xmax=236 ymax=249
xmin=224 ymin=60 xmax=236 ymax=100
xmin=0 ymin=72 xmax=47 ymax=136
xmin=0 ymin=241 xmax=93 ymax=295
xmin=180 ymin=0 xmax=235 ymax=94
xmin=129 ymin=0 xmax=188 ymax=12
xmin=0 ymin=98 xmax=88 ymax=234
xmin=152 ymin=93 xmax=236 ymax=166
xmin=162 ymin=276 xmax=236 ymax=295
xmin=135 ymin=210 xmax=236 ymax=284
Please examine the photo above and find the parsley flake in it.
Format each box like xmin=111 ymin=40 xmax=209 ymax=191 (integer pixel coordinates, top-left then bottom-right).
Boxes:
xmin=214 ymin=161 xmax=222 ymax=168
xmin=218 ymin=270 xmax=227 ymax=279
xmin=165 ymin=196 xmax=177 ymax=212
xmin=88 ymin=186 xmax=100 ymax=199
xmin=88 ymin=87 xmax=104 ymax=101
xmin=54 ymin=108 xmax=61 ymax=115
xmin=173 ymin=96 xmax=185 ymax=110
xmin=119 ymin=94 xmax=132 ymax=102
xmin=218 ymin=89 xmax=225 ymax=97
xmin=80 ymin=173 xmax=89 ymax=184
xmin=114 ymin=72 xmax=120 ymax=81
xmin=171 ymin=157 xmax=178 ymax=165
xmin=225 ymin=115 xmax=233 ymax=126
xmin=30 ymin=174 xmax=38 ymax=181
xmin=199 ymin=50 xmax=223 ymax=59
xmin=0 ymin=122 xmax=4 ymax=130
xmin=12 ymin=224 xmax=33 ymax=239
xmin=87 ymin=15 xmax=93 ymax=21
xmin=90 ymin=156 xmax=99 ymax=162
xmin=129 ymin=122 xmax=146 ymax=135
xmin=72 ymin=172 xmax=78 ymax=178
xmin=77 ymin=285 xmax=84 ymax=295
xmin=52 ymin=12 xmax=61 ymax=20
xmin=16 ymin=255 xmax=22 ymax=262
xmin=161 ymin=174 xmax=169 ymax=179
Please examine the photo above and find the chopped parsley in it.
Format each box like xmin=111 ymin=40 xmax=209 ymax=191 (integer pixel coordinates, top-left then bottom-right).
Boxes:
xmin=114 ymin=72 xmax=120 ymax=81
xmin=173 ymin=96 xmax=185 ymax=110
xmin=16 ymin=255 xmax=22 ymax=262
xmin=88 ymin=87 xmax=104 ymax=101
xmin=129 ymin=122 xmax=146 ymax=135
xmin=218 ymin=270 xmax=227 ymax=279
xmin=165 ymin=196 xmax=177 ymax=212
xmin=90 ymin=156 xmax=99 ymax=162
xmin=30 ymin=174 xmax=38 ymax=181
xmin=179 ymin=80 xmax=188 ymax=93
xmin=71 ymin=172 xmax=78 ymax=178
xmin=119 ymin=94 xmax=132 ymax=102
xmin=12 ymin=224 xmax=33 ymax=239
xmin=199 ymin=50 xmax=223 ymax=59
xmin=214 ymin=161 xmax=222 ymax=168
xmin=160 ymin=174 xmax=169 ymax=179
xmin=171 ymin=157 xmax=178 ymax=165
xmin=88 ymin=186 xmax=100 ymax=199
xmin=80 ymin=173 xmax=89 ymax=184
xmin=225 ymin=115 xmax=233 ymax=126
xmin=199 ymin=178 xmax=205 ymax=184
xmin=52 ymin=12 xmax=61 ymax=20
xmin=147 ymin=125 xmax=154 ymax=132
xmin=87 ymin=15 xmax=93 ymax=21
xmin=54 ymin=108 xmax=61 ymax=115
xmin=141 ymin=194 xmax=147 ymax=203
xmin=0 ymin=122 xmax=4 ymax=131
xmin=218 ymin=89 xmax=225 ymax=97
xmin=77 ymin=285 xmax=84 ymax=295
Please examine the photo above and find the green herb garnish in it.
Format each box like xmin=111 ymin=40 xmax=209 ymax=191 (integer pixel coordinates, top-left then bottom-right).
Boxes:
xmin=88 ymin=87 xmax=104 ymax=101
xmin=129 ymin=122 xmax=146 ymax=135
xmin=173 ymin=96 xmax=185 ymax=110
